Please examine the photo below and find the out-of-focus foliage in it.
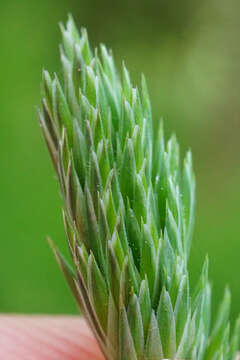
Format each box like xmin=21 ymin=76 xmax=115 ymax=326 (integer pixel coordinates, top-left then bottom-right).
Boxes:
xmin=0 ymin=0 xmax=240 ymax=323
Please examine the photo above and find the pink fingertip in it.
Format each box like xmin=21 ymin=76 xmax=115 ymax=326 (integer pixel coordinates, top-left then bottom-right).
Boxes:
xmin=0 ymin=315 xmax=104 ymax=360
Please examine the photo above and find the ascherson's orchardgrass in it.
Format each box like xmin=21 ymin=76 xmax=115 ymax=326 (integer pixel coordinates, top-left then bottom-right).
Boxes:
xmin=38 ymin=15 xmax=240 ymax=360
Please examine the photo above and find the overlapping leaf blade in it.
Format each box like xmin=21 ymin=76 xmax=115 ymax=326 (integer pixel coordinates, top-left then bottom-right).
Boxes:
xmin=39 ymin=15 xmax=240 ymax=360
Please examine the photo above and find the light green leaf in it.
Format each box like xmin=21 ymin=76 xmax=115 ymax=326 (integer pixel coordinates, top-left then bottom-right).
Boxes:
xmin=145 ymin=311 xmax=163 ymax=360
xmin=157 ymin=287 xmax=176 ymax=358
xmin=139 ymin=279 xmax=152 ymax=339
xmin=140 ymin=224 xmax=156 ymax=297
xmin=119 ymin=307 xmax=138 ymax=360
xmin=87 ymin=253 xmax=108 ymax=332
xmin=127 ymin=294 xmax=144 ymax=358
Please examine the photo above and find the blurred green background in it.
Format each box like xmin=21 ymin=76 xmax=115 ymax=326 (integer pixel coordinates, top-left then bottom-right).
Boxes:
xmin=0 ymin=0 xmax=240 ymax=323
